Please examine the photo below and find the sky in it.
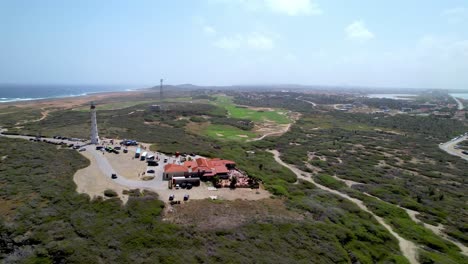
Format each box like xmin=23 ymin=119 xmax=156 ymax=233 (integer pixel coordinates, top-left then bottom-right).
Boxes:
xmin=0 ymin=0 xmax=468 ymax=89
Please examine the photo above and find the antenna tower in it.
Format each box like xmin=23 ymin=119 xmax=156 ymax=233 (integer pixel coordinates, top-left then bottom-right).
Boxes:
xmin=160 ymin=79 xmax=163 ymax=105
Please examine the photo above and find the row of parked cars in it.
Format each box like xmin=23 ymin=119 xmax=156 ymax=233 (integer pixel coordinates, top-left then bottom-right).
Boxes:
xmin=30 ymin=137 xmax=86 ymax=151
xmin=95 ymin=145 xmax=123 ymax=154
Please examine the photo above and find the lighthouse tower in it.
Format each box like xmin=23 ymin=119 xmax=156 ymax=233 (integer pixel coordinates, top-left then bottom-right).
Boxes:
xmin=90 ymin=102 xmax=99 ymax=144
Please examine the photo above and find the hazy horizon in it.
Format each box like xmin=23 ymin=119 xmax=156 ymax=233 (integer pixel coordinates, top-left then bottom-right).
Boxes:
xmin=1 ymin=0 xmax=467 ymax=89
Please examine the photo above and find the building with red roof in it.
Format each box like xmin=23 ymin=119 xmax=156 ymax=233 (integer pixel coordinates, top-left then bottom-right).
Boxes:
xmin=163 ymin=163 xmax=189 ymax=180
xmin=163 ymin=157 xmax=237 ymax=180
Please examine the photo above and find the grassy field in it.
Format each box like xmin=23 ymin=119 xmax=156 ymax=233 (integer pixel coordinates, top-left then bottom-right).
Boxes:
xmin=214 ymin=96 xmax=291 ymax=124
xmin=203 ymin=124 xmax=257 ymax=141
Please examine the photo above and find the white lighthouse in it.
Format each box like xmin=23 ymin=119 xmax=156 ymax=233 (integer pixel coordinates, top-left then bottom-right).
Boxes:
xmin=90 ymin=102 xmax=99 ymax=144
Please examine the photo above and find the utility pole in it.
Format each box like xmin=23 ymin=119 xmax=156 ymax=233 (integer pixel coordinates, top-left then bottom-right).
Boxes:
xmin=160 ymin=79 xmax=164 ymax=105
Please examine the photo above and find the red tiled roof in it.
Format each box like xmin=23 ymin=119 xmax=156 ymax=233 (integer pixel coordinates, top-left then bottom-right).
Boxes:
xmin=164 ymin=164 xmax=189 ymax=173
xmin=182 ymin=157 xmax=235 ymax=177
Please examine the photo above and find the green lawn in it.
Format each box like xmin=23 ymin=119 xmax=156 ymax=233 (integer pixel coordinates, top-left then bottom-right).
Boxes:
xmin=214 ymin=96 xmax=291 ymax=124
xmin=203 ymin=124 xmax=257 ymax=141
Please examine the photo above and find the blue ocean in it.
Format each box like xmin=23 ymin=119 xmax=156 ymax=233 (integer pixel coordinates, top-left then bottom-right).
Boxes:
xmin=0 ymin=84 xmax=142 ymax=103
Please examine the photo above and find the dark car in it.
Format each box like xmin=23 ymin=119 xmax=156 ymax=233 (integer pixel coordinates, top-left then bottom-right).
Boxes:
xmin=111 ymin=173 xmax=117 ymax=179
xmin=183 ymin=194 xmax=189 ymax=201
xmin=114 ymin=146 xmax=121 ymax=150
xmin=169 ymin=194 xmax=175 ymax=201
xmin=186 ymin=183 xmax=193 ymax=190
xmin=180 ymin=182 xmax=187 ymax=189
xmin=462 ymin=151 xmax=468 ymax=155
xmin=123 ymin=149 xmax=128 ymax=153
xmin=147 ymin=161 xmax=158 ymax=166
xmin=147 ymin=169 xmax=155 ymax=174
xmin=164 ymin=158 xmax=168 ymax=163
xmin=96 ymin=146 xmax=104 ymax=150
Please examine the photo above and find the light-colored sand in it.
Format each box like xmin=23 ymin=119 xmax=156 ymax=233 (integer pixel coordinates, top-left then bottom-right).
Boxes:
xmin=103 ymin=150 xmax=147 ymax=180
xmin=74 ymin=150 xmax=130 ymax=203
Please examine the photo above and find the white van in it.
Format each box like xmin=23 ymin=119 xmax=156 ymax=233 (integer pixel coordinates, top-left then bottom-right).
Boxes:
xmin=141 ymin=151 xmax=148 ymax=161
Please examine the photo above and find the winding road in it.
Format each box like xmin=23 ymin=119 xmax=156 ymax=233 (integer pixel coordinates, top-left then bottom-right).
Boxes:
xmin=452 ymin=96 xmax=464 ymax=110
xmin=268 ymin=150 xmax=419 ymax=264
xmin=296 ymin=96 xmax=317 ymax=107
xmin=439 ymin=135 xmax=468 ymax=161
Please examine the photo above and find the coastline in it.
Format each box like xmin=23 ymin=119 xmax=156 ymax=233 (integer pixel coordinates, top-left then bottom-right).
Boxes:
xmin=0 ymin=89 xmax=149 ymax=109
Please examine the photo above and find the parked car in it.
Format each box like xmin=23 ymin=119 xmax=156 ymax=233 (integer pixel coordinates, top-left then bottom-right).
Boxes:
xmin=164 ymin=158 xmax=168 ymax=163
xmin=462 ymin=151 xmax=468 ymax=155
xmin=169 ymin=194 xmax=175 ymax=201
xmin=111 ymin=173 xmax=117 ymax=179
xmin=123 ymin=149 xmax=128 ymax=153
xmin=181 ymin=182 xmax=187 ymax=189
xmin=79 ymin=148 xmax=86 ymax=152
xmin=183 ymin=194 xmax=189 ymax=201
xmin=147 ymin=169 xmax=155 ymax=174
xmin=186 ymin=183 xmax=193 ymax=190
xmin=175 ymin=184 xmax=180 ymax=189
xmin=147 ymin=161 xmax=158 ymax=166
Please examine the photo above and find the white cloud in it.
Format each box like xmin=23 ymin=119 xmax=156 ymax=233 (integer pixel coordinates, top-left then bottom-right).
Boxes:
xmin=441 ymin=7 xmax=467 ymax=24
xmin=203 ymin=26 xmax=216 ymax=35
xmin=214 ymin=33 xmax=275 ymax=51
xmin=264 ymin=0 xmax=322 ymax=16
xmin=246 ymin=33 xmax=274 ymax=50
xmin=214 ymin=35 xmax=244 ymax=50
xmin=212 ymin=0 xmax=322 ymax=16
xmin=345 ymin=20 xmax=374 ymax=42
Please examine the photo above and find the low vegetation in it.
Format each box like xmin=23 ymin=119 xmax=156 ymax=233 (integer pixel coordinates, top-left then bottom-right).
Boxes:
xmin=0 ymin=138 xmax=409 ymax=263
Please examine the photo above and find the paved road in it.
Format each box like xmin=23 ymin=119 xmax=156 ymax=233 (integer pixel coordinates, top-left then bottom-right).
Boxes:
xmin=452 ymin=95 xmax=464 ymax=110
xmin=439 ymin=135 xmax=468 ymax=161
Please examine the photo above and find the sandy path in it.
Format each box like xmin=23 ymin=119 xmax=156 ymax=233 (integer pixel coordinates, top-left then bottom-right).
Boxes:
xmin=362 ymin=192 xmax=468 ymax=256
xmin=249 ymin=123 xmax=292 ymax=142
xmin=296 ymin=96 xmax=317 ymax=106
xmin=15 ymin=109 xmax=50 ymax=125
xmin=332 ymin=175 xmax=363 ymax=187
xmin=269 ymin=150 xmax=419 ymax=264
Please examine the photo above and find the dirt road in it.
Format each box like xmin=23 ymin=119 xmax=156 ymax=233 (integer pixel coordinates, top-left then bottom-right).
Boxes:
xmin=249 ymin=123 xmax=291 ymax=141
xmin=296 ymin=96 xmax=317 ymax=107
xmin=269 ymin=149 xmax=419 ymax=264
